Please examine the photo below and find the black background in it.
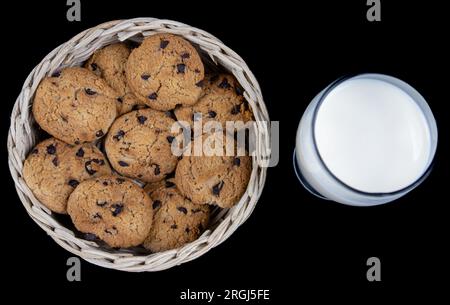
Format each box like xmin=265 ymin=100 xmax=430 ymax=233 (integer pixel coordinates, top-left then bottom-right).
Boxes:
xmin=2 ymin=0 xmax=449 ymax=301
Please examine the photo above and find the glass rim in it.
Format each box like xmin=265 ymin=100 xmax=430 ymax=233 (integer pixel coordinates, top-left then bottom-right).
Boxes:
xmin=310 ymin=73 xmax=438 ymax=197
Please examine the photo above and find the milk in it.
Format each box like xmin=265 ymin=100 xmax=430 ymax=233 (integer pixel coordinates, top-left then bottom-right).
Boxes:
xmin=294 ymin=74 xmax=438 ymax=206
xmin=314 ymin=77 xmax=431 ymax=193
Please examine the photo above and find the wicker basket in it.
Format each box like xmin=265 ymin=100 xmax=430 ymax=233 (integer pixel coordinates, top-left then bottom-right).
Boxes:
xmin=7 ymin=18 xmax=270 ymax=272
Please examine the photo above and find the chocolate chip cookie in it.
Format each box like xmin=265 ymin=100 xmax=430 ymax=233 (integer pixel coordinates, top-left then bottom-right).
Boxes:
xmin=85 ymin=43 xmax=146 ymax=114
xmin=105 ymin=108 xmax=179 ymax=183
xmin=175 ymin=132 xmax=252 ymax=208
xmin=175 ymin=74 xmax=253 ymax=129
xmin=67 ymin=176 xmax=153 ymax=248
xmin=23 ymin=138 xmax=112 ymax=213
xmin=143 ymin=179 xmax=209 ymax=252
xmin=33 ymin=67 xmax=118 ymax=144
xmin=126 ymin=33 xmax=205 ymax=111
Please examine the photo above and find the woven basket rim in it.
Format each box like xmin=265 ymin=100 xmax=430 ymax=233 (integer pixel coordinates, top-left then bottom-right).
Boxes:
xmin=7 ymin=18 xmax=270 ymax=272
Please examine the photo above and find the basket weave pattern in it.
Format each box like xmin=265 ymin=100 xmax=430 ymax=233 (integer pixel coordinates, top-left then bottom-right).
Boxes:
xmin=8 ymin=18 xmax=269 ymax=271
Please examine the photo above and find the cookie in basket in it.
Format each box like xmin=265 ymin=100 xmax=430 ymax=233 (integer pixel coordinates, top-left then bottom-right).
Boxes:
xmin=143 ymin=179 xmax=209 ymax=252
xmin=33 ymin=67 xmax=119 ymax=144
xmin=105 ymin=108 xmax=180 ymax=183
xmin=85 ymin=42 xmax=146 ymax=114
xmin=126 ymin=33 xmax=205 ymax=111
xmin=175 ymin=74 xmax=253 ymax=129
xmin=22 ymin=138 xmax=112 ymax=214
xmin=175 ymin=131 xmax=252 ymax=208
xmin=67 ymin=176 xmax=153 ymax=248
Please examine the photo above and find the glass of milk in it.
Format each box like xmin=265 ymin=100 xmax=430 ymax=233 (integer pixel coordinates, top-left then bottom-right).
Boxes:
xmin=294 ymin=73 xmax=438 ymax=206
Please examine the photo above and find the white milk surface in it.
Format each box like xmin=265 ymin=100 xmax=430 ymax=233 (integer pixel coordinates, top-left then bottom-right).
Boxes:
xmin=314 ymin=77 xmax=431 ymax=193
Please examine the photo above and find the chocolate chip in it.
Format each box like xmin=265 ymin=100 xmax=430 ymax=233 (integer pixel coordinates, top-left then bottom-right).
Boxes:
xmin=113 ymin=130 xmax=125 ymax=141
xmin=208 ymin=111 xmax=217 ymax=118
xmin=194 ymin=68 xmax=200 ymax=74
xmin=118 ymin=161 xmax=129 ymax=167
xmin=231 ymin=104 xmax=241 ymax=115
xmin=195 ymin=80 xmax=204 ymax=87
xmin=185 ymin=227 xmax=190 ymax=233
xmin=51 ymin=71 xmax=61 ymax=77
xmin=105 ymin=226 xmax=118 ymax=235
xmin=177 ymin=207 xmax=188 ymax=214
xmin=235 ymin=86 xmax=244 ymax=96
xmin=212 ymin=181 xmax=224 ymax=196
xmin=137 ymin=115 xmax=147 ymax=124
xmin=218 ymin=78 xmax=231 ymax=89
xmin=152 ymin=200 xmax=161 ymax=209
xmin=154 ymin=164 xmax=160 ymax=175
xmin=160 ymin=40 xmax=169 ymax=49
xmin=166 ymin=136 xmax=175 ymax=143
xmin=117 ymin=97 xmax=123 ymax=103
xmin=116 ymin=177 xmax=125 ymax=184
xmin=52 ymin=157 xmax=58 ymax=166
xmin=76 ymin=148 xmax=84 ymax=157
xmin=165 ymin=181 xmax=175 ymax=188
xmin=93 ymin=212 xmax=102 ymax=219
xmin=132 ymin=105 xmax=140 ymax=111
xmin=84 ymin=233 xmax=97 ymax=241
xmin=85 ymin=88 xmax=97 ymax=95
xmin=96 ymin=130 xmax=104 ymax=137
xmin=176 ymin=63 xmax=186 ymax=74
xmin=137 ymin=174 xmax=143 ymax=178
xmin=233 ymin=157 xmax=241 ymax=166
xmin=85 ymin=161 xmax=97 ymax=175
xmin=171 ymin=224 xmax=178 ymax=229
xmin=74 ymin=141 xmax=80 ymax=145
xmin=92 ymin=158 xmax=105 ymax=165
xmin=111 ymin=203 xmax=124 ymax=216
xmin=32 ymin=148 xmax=39 ymax=154
xmin=68 ymin=179 xmax=79 ymax=188
xmin=90 ymin=63 xmax=98 ymax=71
xmin=141 ymin=74 xmax=150 ymax=80
xmin=102 ymin=181 xmax=108 ymax=186
xmin=96 ymin=200 xmax=107 ymax=207
xmin=46 ymin=144 xmax=56 ymax=155
xmin=148 ymin=92 xmax=158 ymax=100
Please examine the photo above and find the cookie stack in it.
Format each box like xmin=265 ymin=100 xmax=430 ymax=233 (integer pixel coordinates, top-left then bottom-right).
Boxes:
xmin=23 ymin=34 xmax=252 ymax=252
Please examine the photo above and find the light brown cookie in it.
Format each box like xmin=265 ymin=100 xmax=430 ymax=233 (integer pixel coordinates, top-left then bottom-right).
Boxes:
xmin=33 ymin=67 xmax=118 ymax=144
xmin=175 ymin=74 xmax=253 ymax=129
xmin=126 ymin=33 xmax=205 ymax=111
xmin=143 ymin=179 xmax=209 ymax=252
xmin=104 ymin=108 xmax=180 ymax=183
xmin=67 ymin=176 xmax=153 ymax=248
xmin=175 ymin=132 xmax=252 ymax=208
xmin=22 ymin=138 xmax=112 ymax=214
xmin=85 ymin=43 xmax=146 ymax=114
